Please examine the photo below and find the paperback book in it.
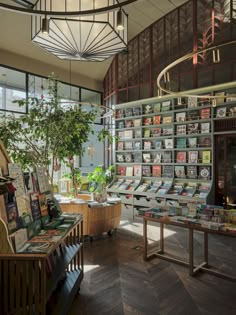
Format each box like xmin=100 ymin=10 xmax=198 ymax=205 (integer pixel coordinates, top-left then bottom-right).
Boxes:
xmin=187 ymin=165 xmax=198 ymax=179
xmin=199 ymin=136 xmax=211 ymax=147
xmin=143 ymin=128 xmax=151 ymax=138
xmin=174 ymin=166 xmax=186 ymax=178
xmin=134 ymin=165 xmax=142 ymax=176
xmin=162 ymin=126 xmax=173 ymax=136
xmin=152 ymin=127 xmax=161 ymax=137
xmin=117 ymin=141 xmax=124 ymax=150
xmin=133 ymin=119 xmax=141 ymax=127
xmin=188 ymin=110 xmax=199 ymax=121
xmin=155 ymin=140 xmax=162 ymax=149
xmin=143 ymin=153 xmax=151 ymax=163
xmin=135 ymin=129 xmax=142 ymax=138
xmin=200 ymin=108 xmax=210 ymax=119
xmin=125 ymin=120 xmax=132 ymax=128
xmin=125 ymin=142 xmax=133 ymax=150
xmin=199 ymin=166 xmax=211 ymax=179
xmin=188 ymin=123 xmax=199 ymax=134
xmin=125 ymin=153 xmax=133 ymax=163
xmin=142 ymin=165 xmax=151 ymax=177
xmin=143 ymin=117 xmax=152 ymax=126
xmin=125 ymin=108 xmax=133 ymax=117
xmin=144 ymin=141 xmax=152 ymax=150
xmin=188 ymin=151 xmax=198 ymax=163
xmin=176 ymin=112 xmax=186 ymax=122
xmin=188 ymin=96 xmax=198 ymax=108
xmin=143 ymin=104 xmax=153 ymax=114
xmin=153 ymin=103 xmax=161 ymax=113
xmin=201 ymin=122 xmax=210 ymax=134
xmin=162 ymin=165 xmax=173 ymax=178
xmin=116 ymin=153 xmax=124 ymax=162
xmin=153 ymin=115 xmax=161 ymax=125
xmin=17 ymin=241 xmax=54 ymax=253
xmin=164 ymin=139 xmax=173 ymax=149
xmin=153 ymin=152 xmax=162 ymax=163
xmin=133 ymin=152 xmax=142 ymax=163
xmin=176 ymin=125 xmax=186 ymax=135
xmin=118 ymin=121 xmax=124 ymax=129
xmin=134 ymin=141 xmax=141 ymax=150
xmin=117 ymin=166 xmax=126 ymax=176
xmin=162 ymin=115 xmax=172 ymax=124
xmin=116 ymin=109 xmax=125 ymax=119
xmin=176 ymin=151 xmax=186 ymax=163
xmin=126 ymin=166 xmax=133 ymax=176
xmin=161 ymin=100 xmax=171 ymax=111
xmin=163 ymin=151 xmax=172 ymax=163
xmin=133 ymin=106 xmax=141 ymax=116
xmin=202 ymin=150 xmax=211 ymax=163
xmin=188 ymin=137 xmax=197 ymax=148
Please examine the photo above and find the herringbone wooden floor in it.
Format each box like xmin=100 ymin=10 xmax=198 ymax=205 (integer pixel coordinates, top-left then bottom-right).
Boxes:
xmin=69 ymin=218 xmax=236 ymax=315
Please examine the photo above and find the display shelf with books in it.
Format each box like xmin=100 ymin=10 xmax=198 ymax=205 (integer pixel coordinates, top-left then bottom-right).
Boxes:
xmin=111 ymin=82 xmax=236 ymax=217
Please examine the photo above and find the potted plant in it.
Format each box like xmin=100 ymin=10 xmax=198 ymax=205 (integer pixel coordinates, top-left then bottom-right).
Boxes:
xmin=87 ymin=165 xmax=114 ymax=203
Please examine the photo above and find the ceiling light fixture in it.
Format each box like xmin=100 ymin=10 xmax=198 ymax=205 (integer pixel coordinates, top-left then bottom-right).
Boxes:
xmin=117 ymin=8 xmax=124 ymax=31
xmin=41 ymin=16 xmax=49 ymax=35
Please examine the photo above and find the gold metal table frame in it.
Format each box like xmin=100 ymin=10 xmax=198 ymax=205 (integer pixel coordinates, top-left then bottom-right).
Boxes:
xmin=142 ymin=216 xmax=236 ymax=282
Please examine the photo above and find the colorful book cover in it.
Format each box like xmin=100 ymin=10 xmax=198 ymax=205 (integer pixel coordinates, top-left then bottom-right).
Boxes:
xmin=202 ymin=151 xmax=211 ymax=163
xmin=133 ymin=119 xmax=141 ymax=127
xmin=153 ymin=103 xmax=161 ymax=113
xmin=116 ymin=153 xmax=124 ymax=162
xmin=143 ymin=153 xmax=151 ymax=163
xmin=153 ymin=152 xmax=162 ymax=163
xmin=164 ymin=139 xmax=173 ymax=149
xmin=199 ymin=166 xmax=211 ymax=179
xmin=187 ymin=165 xmax=198 ymax=179
xmin=117 ymin=141 xmax=124 ymax=150
xmin=200 ymin=108 xmax=211 ymax=119
xmin=161 ymin=100 xmax=171 ymax=111
xmin=152 ymin=127 xmax=161 ymax=137
xmin=162 ymin=165 xmax=173 ymax=178
xmin=201 ymin=122 xmax=210 ymax=134
xmin=188 ymin=96 xmax=198 ymax=108
xmin=188 ymin=110 xmax=199 ymax=121
xmin=134 ymin=165 xmax=142 ymax=176
xmin=163 ymin=151 xmax=172 ymax=163
xmin=126 ymin=166 xmax=134 ymax=176
xmin=176 ymin=138 xmax=186 ymax=148
xmin=30 ymin=193 xmax=41 ymax=221
xmin=176 ymin=112 xmax=186 ymax=122
xmin=152 ymin=165 xmax=161 ymax=177
xmin=125 ymin=141 xmax=133 ymax=150
xmin=133 ymin=106 xmax=141 ymax=116
xmin=125 ymin=120 xmax=132 ymax=128
xmin=188 ymin=137 xmax=197 ymax=148
xmin=125 ymin=108 xmax=133 ymax=117
xmin=162 ymin=126 xmax=173 ymax=135
xmin=188 ymin=123 xmax=199 ymax=134
xmin=144 ymin=141 xmax=152 ymax=150
xmin=117 ymin=166 xmax=126 ymax=176
xmin=143 ymin=104 xmax=153 ymax=114
xmin=155 ymin=140 xmax=162 ymax=149
xmin=38 ymin=194 xmax=48 ymax=217
xmin=188 ymin=151 xmax=198 ymax=163
xmin=142 ymin=165 xmax=151 ymax=177
xmin=6 ymin=201 xmax=19 ymax=232
xmin=153 ymin=115 xmax=161 ymax=125
xmin=143 ymin=128 xmax=151 ymax=138
xmin=125 ymin=153 xmax=133 ymax=163
xmin=143 ymin=117 xmax=152 ymax=126
xmin=176 ymin=125 xmax=186 ymax=135
xmin=162 ymin=116 xmax=172 ymax=124
xmin=176 ymin=151 xmax=186 ymax=163
xmin=174 ymin=166 xmax=186 ymax=178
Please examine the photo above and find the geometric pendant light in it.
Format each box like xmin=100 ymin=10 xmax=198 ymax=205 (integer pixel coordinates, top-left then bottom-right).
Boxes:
xmin=31 ymin=0 xmax=128 ymax=62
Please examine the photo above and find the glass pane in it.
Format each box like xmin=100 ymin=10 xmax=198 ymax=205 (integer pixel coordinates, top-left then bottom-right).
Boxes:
xmin=215 ymin=136 xmax=225 ymax=206
xmin=6 ymin=88 xmax=26 ymax=113
xmin=0 ymin=86 xmax=3 ymax=109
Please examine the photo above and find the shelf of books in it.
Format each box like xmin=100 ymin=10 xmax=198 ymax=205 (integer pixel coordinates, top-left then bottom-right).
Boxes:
xmin=107 ymin=82 xmax=236 ymax=218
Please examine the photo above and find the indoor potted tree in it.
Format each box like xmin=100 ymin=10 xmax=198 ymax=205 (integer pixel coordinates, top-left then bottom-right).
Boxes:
xmin=87 ymin=165 xmax=114 ymax=202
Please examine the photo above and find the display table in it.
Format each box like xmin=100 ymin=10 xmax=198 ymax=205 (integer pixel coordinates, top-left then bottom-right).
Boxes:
xmin=141 ymin=216 xmax=236 ymax=282
xmin=60 ymin=200 xmax=121 ymax=236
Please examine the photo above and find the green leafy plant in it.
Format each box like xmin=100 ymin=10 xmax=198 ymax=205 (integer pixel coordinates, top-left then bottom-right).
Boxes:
xmin=87 ymin=165 xmax=114 ymax=193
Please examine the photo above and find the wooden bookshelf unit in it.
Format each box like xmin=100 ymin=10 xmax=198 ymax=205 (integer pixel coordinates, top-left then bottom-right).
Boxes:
xmin=0 ymin=217 xmax=83 ymax=315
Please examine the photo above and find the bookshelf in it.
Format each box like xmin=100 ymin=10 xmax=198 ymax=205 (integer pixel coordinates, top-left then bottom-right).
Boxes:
xmin=107 ymin=82 xmax=236 ymax=218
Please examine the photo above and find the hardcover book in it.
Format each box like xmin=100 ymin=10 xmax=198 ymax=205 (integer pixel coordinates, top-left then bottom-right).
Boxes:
xmin=153 ymin=103 xmax=161 ymax=112
xmin=201 ymin=122 xmax=210 ymax=134
xmin=176 ymin=151 xmax=186 ymax=163
xmin=126 ymin=166 xmax=134 ymax=176
xmin=155 ymin=140 xmax=162 ymax=149
xmin=143 ymin=117 xmax=152 ymax=126
xmin=176 ymin=125 xmax=186 ymax=135
xmin=214 ymin=91 xmax=225 ymax=105
xmin=174 ymin=166 xmax=186 ymax=178
xmin=30 ymin=193 xmax=41 ymax=221
xmin=152 ymin=127 xmax=161 ymax=137
xmin=134 ymin=164 xmax=142 ymax=176
xmin=118 ymin=121 xmax=125 ymax=129
xmin=38 ymin=194 xmax=48 ymax=217
xmin=188 ymin=151 xmax=198 ymax=163
xmin=143 ymin=153 xmax=151 ymax=163
xmin=229 ymin=106 xmax=236 ymax=116
xmin=176 ymin=138 xmax=186 ymax=149
xmin=162 ymin=165 xmax=173 ymax=178
xmin=200 ymin=108 xmax=210 ymax=119
xmin=188 ymin=123 xmax=199 ymax=134
xmin=162 ymin=116 xmax=172 ymax=124
xmin=118 ymin=131 xmax=124 ymax=138
xmin=202 ymin=151 xmax=211 ymax=163
xmin=153 ymin=152 xmax=162 ymax=163
xmin=152 ymin=165 xmax=162 ymax=177
xmin=176 ymin=112 xmax=186 ymax=122
xmin=163 ymin=151 xmax=172 ymax=163
xmin=124 ymin=130 xmax=133 ymax=139
xmin=153 ymin=115 xmax=161 ymax=125
xmin=187 ymin=165 xmax=198 ymax=179
xmin=216 ymin=107 xmax=227 ymax=118
xmin=6 ymin=201 xmax=19 ymax=233
xmin=199 ymin=166 xmax=211 ymax=179
xmin=142 ymin=165 xmax=151 ymax=177
xmin=188 ymin=137 xmax=197 ymax=148
xmin=17 ymin=241 xmax=54 ymax=254
xmin=164 ymin=139 xmax=173 ymax=149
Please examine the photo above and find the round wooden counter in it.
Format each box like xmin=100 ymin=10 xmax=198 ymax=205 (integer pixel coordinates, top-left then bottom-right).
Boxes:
xmin=59 ymin=201 xmax=121 ymax=236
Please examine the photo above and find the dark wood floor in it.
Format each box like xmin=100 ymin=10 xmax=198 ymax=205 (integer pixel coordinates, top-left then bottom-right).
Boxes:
xmin=69 ymin=219 xmax=236 ymax=315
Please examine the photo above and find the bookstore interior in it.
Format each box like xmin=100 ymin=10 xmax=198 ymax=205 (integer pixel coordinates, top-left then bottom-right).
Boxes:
xmin=1 ymin=0 xmax=236 ymax=314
